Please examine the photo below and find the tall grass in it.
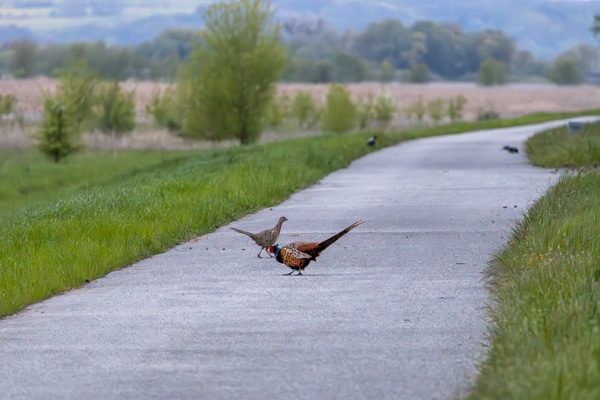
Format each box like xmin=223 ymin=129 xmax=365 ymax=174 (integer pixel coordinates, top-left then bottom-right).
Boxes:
xmin=0 ymin=134 xmax=378 ymax=317
xmin=467 ymin=172 xmax=600 ymax=399
xmin=525 ymin=121 xmax=600 ymax=168
xmin=1 ymin=109 xmax=600 ymax=318
xmin=0 ymin=150 xmax=196 ymax=213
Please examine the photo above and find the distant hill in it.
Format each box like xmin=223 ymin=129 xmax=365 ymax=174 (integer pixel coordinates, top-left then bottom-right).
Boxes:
xmin=0 ymin=0 xmax=599 ymax=59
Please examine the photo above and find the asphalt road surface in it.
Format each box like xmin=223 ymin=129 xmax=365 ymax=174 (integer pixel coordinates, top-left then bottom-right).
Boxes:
xmin=1 ymin=119 xmax=593 ymax=400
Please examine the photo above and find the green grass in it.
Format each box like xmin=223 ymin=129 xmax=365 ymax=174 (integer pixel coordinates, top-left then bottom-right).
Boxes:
xmin=0 ymin=150 xmax=196 ymax=213
xmin=525 ymin=121 xmax=600 ymax=168
xmin=1 ymin=108 xmax=600 ymax=318
xmin=467 ymin=172 xmax=600 ymax=399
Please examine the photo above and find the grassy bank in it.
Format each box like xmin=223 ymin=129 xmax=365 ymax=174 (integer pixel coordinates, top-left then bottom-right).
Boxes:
xmin=0 ymin=150 xmax=196 ymax=213
xmin=468 ymin=114 xmax=600 ymax=399
xmin=467 ymin=172 xmax=600 ymax=399
xmin=525 ymin=120 xmax=600 ymax=168
xmin=1 ymin=109 xmax=599 ymax=318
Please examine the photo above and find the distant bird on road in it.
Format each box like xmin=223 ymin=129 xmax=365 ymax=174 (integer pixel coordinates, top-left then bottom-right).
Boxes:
xmin=367 ymin=135 xmax=377 ymax=146
xmin=502 ymin=145 xmax=519 ymax=153
xmin=269 ymin=220 xmax=364 ymax=275
xmin=231 ymin=216 xmax=288 ymax=258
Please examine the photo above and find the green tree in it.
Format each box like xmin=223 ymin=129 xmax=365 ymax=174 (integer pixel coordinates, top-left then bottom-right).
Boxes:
xmin=181 ymin=0 xmax=285 ymax=145
xmin=546 ymin=57 xmax=583 ymax=85
xmin=447 ymin=94 xmax=467 ymax=122
xmin=11 ymin=39 xmax=37 ymax=78
xmin=321 ymin=83 xmax=356 ymax=134
xmin=54 ymin=62 xmax=99 ymax=134
xmin=145 ymin=85 xmax=181 ymax=131
xmin=291 ymin=91 xmax=318 ymax=128
xmin=96 ymin=81 xmax=136 ymax=150
xmin=426 ymin=97 xmax=446 ymax=124
xmin=36 ymin=95 xmax=81 ymax=162
xmin=379 ymin=59 xmax=395 ymax=82
xmin=403 ymin=63 xmax=430 ymax=83
xmin=478 ymin=57 xmax=508 ymax=86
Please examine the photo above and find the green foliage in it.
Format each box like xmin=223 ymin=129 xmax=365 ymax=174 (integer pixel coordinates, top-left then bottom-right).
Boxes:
xmin=525 ymin=122 xmax=600 ymax=168
xmin=478 ymin=57 xmax=508 ymax=86
xmin=405 ymin=96 xmax=426 ymax=123
xmin=36 ymin=95 xmax=81 ymax=163
xmin=333 ymin=52 xmax=367 ymax=82
xmin=181 ymin=0 xmax=285 ymax=145
xmin=2 ymin=108 xmax=600 ymax=317
xmin=446 ymin=94 xmax=467 ymax=122
xmin=145 ymin=85 xmax=181 ymax=131
xmin=546 ymin=57 xmax=583 ymax=85
xmin=356 ymin=91 xmax=375 ymax=130
xmin=264 ymin=98 xmax=284 ymax=129
xmin=10 ymin=39 xmax=37 ymax=78
xmin=379 ymin=59 xmax=395 ymax=82
xmin=426 ymin=97 xmax=446 ymax=124
xmin=373 ymin=92 xmax=397 ymax=128
xmin=0 ymin=93 xmax=16 ymax=116
xmin=403 ymin=63 xmax=430 ymax=83
xmin=321 ymin=83 xmax=356 ymax=133
xmin=291 ymin=91 xmax=319 ymax=128
xmin=0 ymin=149 xmax=195 ymax=213
xmin=96 ymin=81 xmax=136 ymax=135
xmin=468 ymin=172 xmax=600 ymax=400
xmin=56 ymin=71 xmax=99 ymax=134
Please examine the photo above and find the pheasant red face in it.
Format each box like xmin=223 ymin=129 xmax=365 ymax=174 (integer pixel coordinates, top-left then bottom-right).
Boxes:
xmin=268 ymin=246 xmax=274 ymax=254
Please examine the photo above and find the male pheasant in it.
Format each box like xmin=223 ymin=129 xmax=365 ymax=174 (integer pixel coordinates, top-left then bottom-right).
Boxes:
xmin=230 ymin=216 xmax=288 ymax=258
xmin=269 ymin=220 xmax=364 ymax=275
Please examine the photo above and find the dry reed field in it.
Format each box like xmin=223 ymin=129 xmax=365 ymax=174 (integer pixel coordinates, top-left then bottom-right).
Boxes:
xmin=1 ymin=78 xmax=600 ymax=150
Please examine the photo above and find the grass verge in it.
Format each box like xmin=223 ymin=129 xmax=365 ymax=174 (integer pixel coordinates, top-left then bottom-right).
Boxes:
xmin=1 ymin=109 xmax=600 ymax=318
xmin=467 ymin=172 xmax=600 ymax=399
xmin=0 ymin=150 xmax=196 ymax=213
xmin=525 ymin=120 xmax=600 ymax=168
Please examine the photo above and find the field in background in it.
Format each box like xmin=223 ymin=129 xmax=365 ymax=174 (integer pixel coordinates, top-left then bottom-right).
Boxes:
xmin=1 ymin=78 xmax=600 ymax=149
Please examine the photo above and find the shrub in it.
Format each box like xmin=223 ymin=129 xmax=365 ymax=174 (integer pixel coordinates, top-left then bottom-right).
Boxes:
xmin=546 ymin=57 xmax=583 ymax=85
xmin=403 ymin=63 xmax=430 ymax=83
xmin=426 ymin=97 xmax=446 ymax=124
xmin=291 ymin=91 xmax=318 ymax=128
xmin=356 ymin=91 xmax=375 ymax=130
xmin=321 ymin=84 xmax=356 ymax=134
xmin=405 ymin=96 xmax=426 ymax=123
xmin=145 ymin=85 xmax=181 ymax=132
xmin=36 ymin=95 xmax=81 ymax=162
xmin=96 ymin=81 xmax=136 ymax=136
xmin=0 ymin=94 xmax=16 ymax=116
xmin=379 ymin=59 xmax=396 ymax=83
xmin=447 ymin=94 xmax=467 ymax=122
xmin=373 ymin=92 xmax=397 ymax=129
xmin=478 ymin=57 xmax=508 ymax=86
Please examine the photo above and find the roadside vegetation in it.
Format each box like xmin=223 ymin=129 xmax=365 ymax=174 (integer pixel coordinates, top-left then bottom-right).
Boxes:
xmin=0 ymin=150 xmax=196 ymax=213
xmin=2 ymin=109 xmax=600 ymax=318
xmin=525 ymin=121 xmax=600 ymax=167
xmin=468 ymin=121 xmax=600 ymax=399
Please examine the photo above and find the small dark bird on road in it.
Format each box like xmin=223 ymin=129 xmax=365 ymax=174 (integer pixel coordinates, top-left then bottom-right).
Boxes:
xmin=502 ymin=145 xmax=519 ymax=153
xmin=269 ymin=220 xmax=364 ymax=275
xmin=367 ymin=135 xmax=377 ymax=146
xmin=230 ymin=216 xmax=288 ymax=258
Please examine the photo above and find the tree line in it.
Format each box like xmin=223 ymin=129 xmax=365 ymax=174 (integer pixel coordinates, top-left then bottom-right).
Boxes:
xmin=1 ymin=12 xmax=599 ymax=84
xmin=6 ymin=0 xmax=600 ymax=164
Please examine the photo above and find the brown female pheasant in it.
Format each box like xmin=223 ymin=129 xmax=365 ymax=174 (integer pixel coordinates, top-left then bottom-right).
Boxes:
xmin=230 ymin=216 xmax=288 ymax=258
xmin=268 ymin=220 xmax=364 ymax=275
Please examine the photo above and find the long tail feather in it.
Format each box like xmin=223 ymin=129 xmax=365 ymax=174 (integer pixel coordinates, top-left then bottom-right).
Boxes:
xmin=230 ymin=227 xmax=255 ymax=238
xmin=315 ymin=220 xmax=364 ymax=253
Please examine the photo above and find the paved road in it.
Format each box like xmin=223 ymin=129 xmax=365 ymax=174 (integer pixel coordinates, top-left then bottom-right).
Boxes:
xmin=0 ymin=119 xmax=592 ymax=400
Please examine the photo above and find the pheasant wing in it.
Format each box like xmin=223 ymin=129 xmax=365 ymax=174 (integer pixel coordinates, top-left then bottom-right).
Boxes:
xmin=280 ymin=245 xmax=312 ymax=268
